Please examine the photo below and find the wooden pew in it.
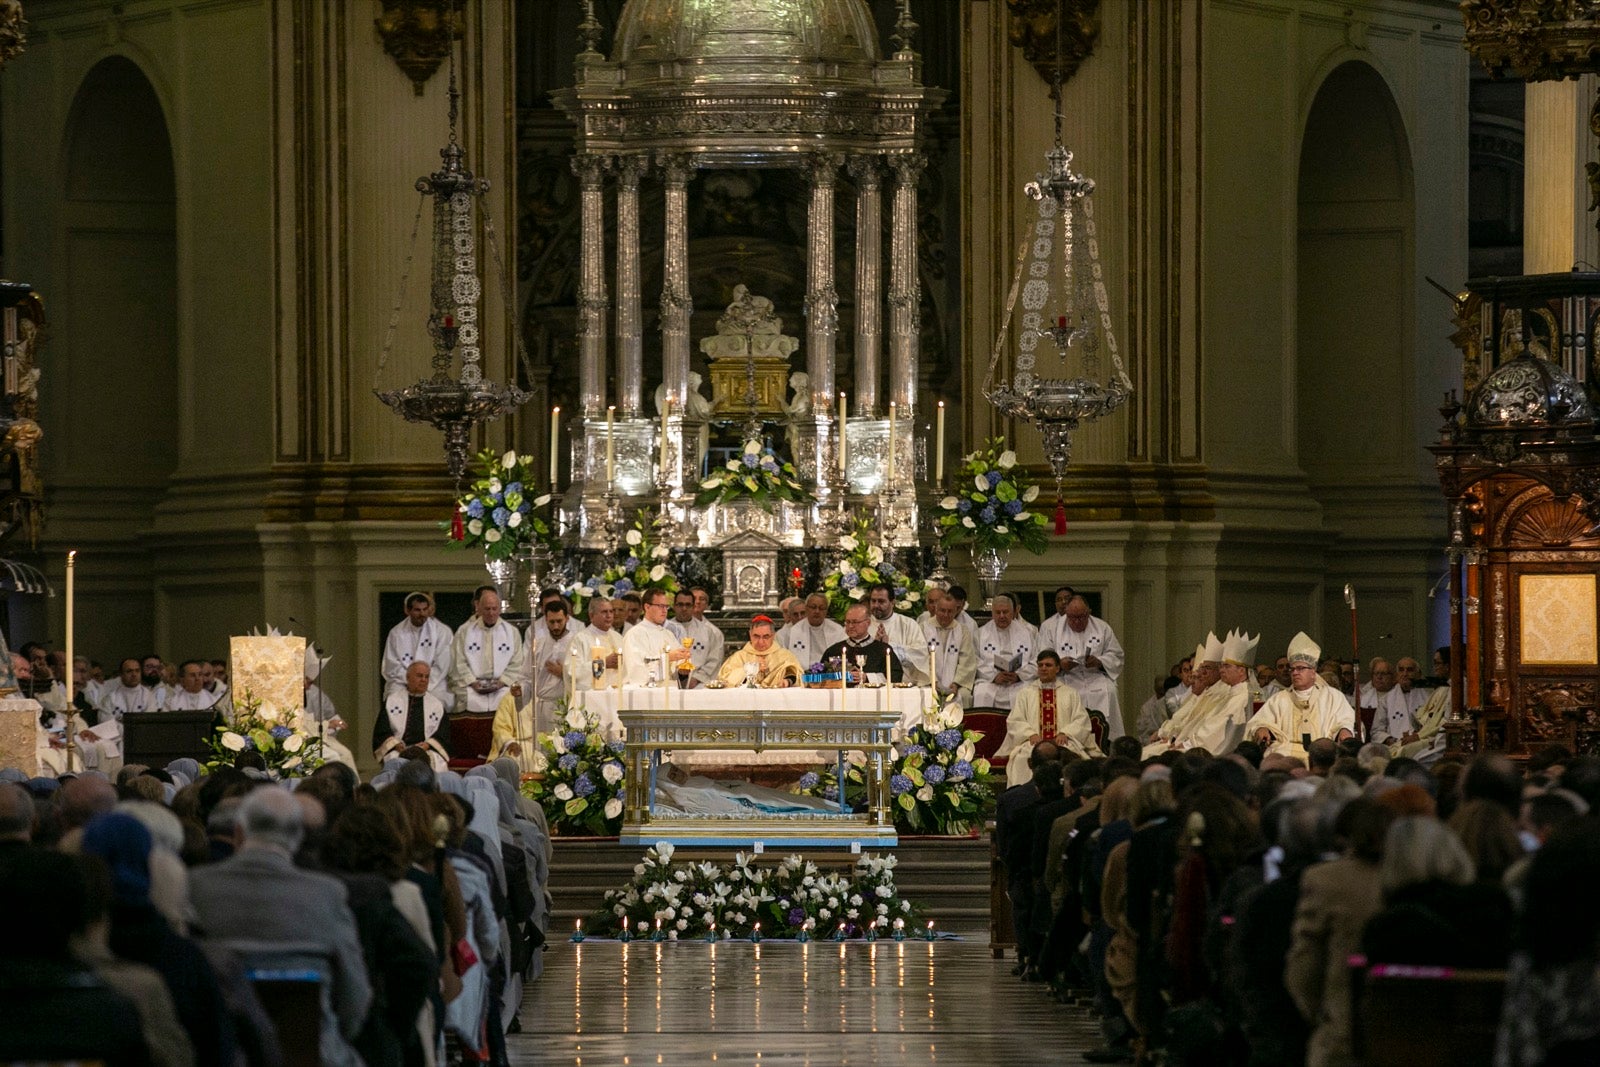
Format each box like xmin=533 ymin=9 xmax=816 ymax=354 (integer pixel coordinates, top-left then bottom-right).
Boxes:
xmin=1350 ymin=962 xmax=1506 ymax=1066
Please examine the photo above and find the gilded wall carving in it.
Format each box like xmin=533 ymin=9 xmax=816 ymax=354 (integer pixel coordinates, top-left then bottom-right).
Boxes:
xmin=1004 ymin=0 xmax=1101 ymax=92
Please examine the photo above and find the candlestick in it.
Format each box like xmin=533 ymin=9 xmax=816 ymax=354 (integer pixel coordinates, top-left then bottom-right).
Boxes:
xmin=893 ymin=918 xmax=906 ymax=941
xmin=606 ymin=405 xmax=616 ymax=485
xmin=550 ymin=406 xmax=561 ymax=489
xmin=64 ymin=550 xmax=76 ymax=774
xmin=835 ymin=922 xmax=848 ymax=942
xmin=935 ymin=401 xmax=945 ymax=483
xmin=571 ymin=919 xmax=586 ymax=943
xmin=750 ymin=922 xmax=762 ymax=943
xmin=887 ymin=402 xmax=897 ymax=483
xmin=706 ymin=921 xmax=717 ymax=943
xmin=837 ymin=392 xmax=848 ymax=477
xmin=659 ymin=398 xmax=671 ymax=480
xmin=653 ymin=918 xmax=663 ymax=942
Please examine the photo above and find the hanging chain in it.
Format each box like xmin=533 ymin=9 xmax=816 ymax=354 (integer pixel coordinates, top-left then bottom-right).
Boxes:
xmin=373 ymin=193 xmax=429 ymax=390
xmin=481 ymin=204 xmax=538 ymax=391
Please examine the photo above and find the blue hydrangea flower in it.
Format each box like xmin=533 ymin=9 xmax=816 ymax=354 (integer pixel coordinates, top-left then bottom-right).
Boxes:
xmin=900 ymin=744 xmax=926 ymax=759
xmin=949 ymin=759 xmax=974 ymax=781
xmin=987 ymin=470 xmax=1002 ymax=488
xmin=889 ymin=774 xmax=914 ymax=796
xmin=269 ymin=725 xmax=292 ymax=740
xmin=1005 ymin=499 xmax=1023 ymax=516
xmin=823 ymin=785 xmax=839 ymax=800
xmin=761 ymin=457 xmax=779 ymax=473
xmin=558 ymin=753 xmax=578 ymax=771
xmin=243 ymin=737 xmax=257 ymax=751
xmin=934 ymin=728 xmax=963 ymax=751
xmin=613 ymin=578 xmax=634 ymax=594
xmin=841 ymin=573 xmax=859 ymax=589
xmin=923 ymin=764 xmax=946 ymax=785
xmin=563 ymin=730 xmax=587 ymax=751
xmin=625 ymin=556 xmax=640 ymax=572
xmin=607 ymin=740 xmax=627 ymax=755
xmin=506 ymin=481 xmax=522 ymax=496
xmin=798 ymin=771 xmax=820 ymax=790
xmin=492 ymin=507 xmax=511 ymax=527
xmin=980 ymin=506 xmax=996 ymax=524
xmin=743 ymin=453 xmax=759 ymax=469
xmin=466 ymin=500 xmax=485 ymax=519
xmin=573 ymin=773 xmax=596 ymax=797
xmin=957 ymin=498 xmax=971 ymax=514
xmin=788 ymin=906 xmax=807 ymax=925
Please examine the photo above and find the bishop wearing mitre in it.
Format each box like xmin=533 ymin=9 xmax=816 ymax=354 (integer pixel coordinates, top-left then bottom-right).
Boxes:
xmin=1244 ymin=631 xmax=1354 ymax=762
xmin=717 ymin=616 xmax=803 ymax=688
xmin=1142 ymin=630 xmax=1256 ymax=759
xmin=997 ymin=649 xmax=1103 ymax=787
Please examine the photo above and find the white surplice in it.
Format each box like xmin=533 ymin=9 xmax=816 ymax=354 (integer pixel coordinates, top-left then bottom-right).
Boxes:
xmin=972 ymin=620 xmax=1037 ymax=709
xmin=868 ymin=612 xmax=930 ymax=685
xmin=382 ymin=617 xmax=455 ymax=709
xmin=1049 ymin=615 xmax=1126 ymax=739
xmin=450 ymin=618 xmax=527 ymax=713
xmin=921 ymin=617 xmax=978 ymax=707
xmin=779 ymin=619 xmax=846 ymax=668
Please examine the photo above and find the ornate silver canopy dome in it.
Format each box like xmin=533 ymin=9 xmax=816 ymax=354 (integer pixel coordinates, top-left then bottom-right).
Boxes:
xmin=1467 ymin=355 xmax=1594 ymax=430
xmin=612 ymin=0 xmax=880 ymax=86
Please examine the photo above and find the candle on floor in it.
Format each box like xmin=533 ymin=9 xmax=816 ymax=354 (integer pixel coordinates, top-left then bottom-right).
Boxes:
xmin=837 ymin=391 xmax=848 ymax=477
xmin=887 ymin=402 xmax=897 ymax=483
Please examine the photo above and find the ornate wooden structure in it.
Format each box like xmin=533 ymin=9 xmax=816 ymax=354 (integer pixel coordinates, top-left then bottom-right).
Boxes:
xmin=1434 ymin=273 xmax=1600 ymax=756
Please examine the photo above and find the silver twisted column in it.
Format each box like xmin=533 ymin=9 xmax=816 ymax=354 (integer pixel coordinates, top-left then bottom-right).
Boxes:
xmin=658 ymin=153 xmax=695 ymax=415
xmin=888 ymin=155 xmax=925 ymax=424
xmin=615 ymin=154 xmax=649 ymax=417
xmin=805 ymin=152 xmax=843 ymax=415
xmin=848 ymin=154 xmax=883 ymax=417
xmin=573 ymin=154 xmax=611 ymax=417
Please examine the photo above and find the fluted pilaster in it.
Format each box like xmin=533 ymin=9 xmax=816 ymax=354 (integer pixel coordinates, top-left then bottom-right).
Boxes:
xmin=614 ymin=154 xmax=649 ymax=416
xmin=888 ymin=154 xmax=925 ymax=416
xmin=573 ymin=153 xmax=610 ymax=417
xmin=848 ymin=154 xmax=883 ymax=417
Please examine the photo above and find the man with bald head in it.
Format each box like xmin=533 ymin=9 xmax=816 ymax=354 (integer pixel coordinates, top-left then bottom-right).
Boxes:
xmin=973 ymin=595 xmax=1037 ymax=709
xmin=779 ymin=592 xmax=845 ymax=666
xmin=374 ymin=661 xmax=451 ymax=771
xmin=450 ymin=585 xmax=527 ymax=714
xmin=577 ymin=597 xmax=624 ymax=691
xmin=1048 ymin=595 xmax=1127 ymax=740
xmin=773 ymin=596 xmax=805 ymax=645
xmin=1371 ymin=655 xmax=1431 ymax=749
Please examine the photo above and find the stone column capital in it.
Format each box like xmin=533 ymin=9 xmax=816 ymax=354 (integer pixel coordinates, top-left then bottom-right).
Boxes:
xmin=571 ymin=154 xmax=611 ymax=185
xmin=805 ymin=151 xmax=845 ymax=187
xmin=847 ymin=154 xmax=884 ymax=187
xmin=657 ymin=152 xmax=698 ymax=185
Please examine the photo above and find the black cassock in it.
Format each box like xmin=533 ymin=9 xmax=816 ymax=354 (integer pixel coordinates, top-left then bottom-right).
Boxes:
xmin=820 ymin=638 xmax=903 ymax=683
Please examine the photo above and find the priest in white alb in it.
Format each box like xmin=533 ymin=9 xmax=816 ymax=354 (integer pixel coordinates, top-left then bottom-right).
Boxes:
xmin=450 ymin=586 xmax=527 ymax=714
xmin=866 ymin=584 xmax=930 ymax=684
xmin=1370 ymin=655 xmax=1430 ymax=748
xmin=668 ymin=589 xmax=723 ymax=688
xmin=575 ymin=596 xmax=625 ymax=692
xmin=1244 ymin=631 xmax=1354 ymax=762
xmin=621 ymin=588 xmax=692 ymax=686
xmin=998 ymin=649 xmax=1102 ymax=787
xmin=165 ymin=660 xmax=227 ymax=711
xmin=779 ymin=593 xmax=846 ymax=668
xmin=972 ymin=595 xmax=1037 ymax=709
xmin=382 ymin=591 xmax=455 ymax=709
xmin=1034 ymin=585 xmax=1079 ymax=664
xmin=98 ymin=657 xmax=161 ymax=718
xmin=1049 ymin=595 xmax=1127 ymax=739
xmin=922 ymin=595 xmax=977 ymax=708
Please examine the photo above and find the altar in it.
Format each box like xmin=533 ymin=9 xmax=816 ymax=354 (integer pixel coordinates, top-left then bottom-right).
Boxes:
xmin=579 ymin=685 xmax=936 ymax=850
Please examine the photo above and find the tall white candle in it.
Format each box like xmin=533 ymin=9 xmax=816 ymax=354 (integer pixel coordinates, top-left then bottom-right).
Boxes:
xmin=837 ymin=392 xmax=848 ymax=476
xmin=660 ymin=398 xmax=672 ymax=479
xmin=887 ymin=402 xmax=897 ymax=483
xmin=65 ymin=550 xmax=76 ymax=773
xmin=606 ymin=405 xmax=616 ymax=485
xmin=549 ymin=406 xmax=561 ymax=488
xmin=935 ymin=401 xmax=945 ymax=483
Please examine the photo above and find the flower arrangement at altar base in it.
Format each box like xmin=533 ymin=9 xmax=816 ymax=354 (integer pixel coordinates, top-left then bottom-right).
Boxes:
xmin=448 ymin=448 xmax=557 ymax=560
xmin=937 ymin=438 xmax=1048 ymax=554
xmin=205 ymin=692 xmax=326 ymax=777
xmin=795 ymin=693 xmax=998 ymax=835
xmin=694 ymin=438 xmax=813 ymax=512
xmin=592 ymin=842 xmax=916 ymax=939
xmin=567 ymin=513 xmax=680 ymax=605
xmin=520 ymin=702 xmax=627 ymax=837
xmin=821 ymin=515 xmax=926 ymax=620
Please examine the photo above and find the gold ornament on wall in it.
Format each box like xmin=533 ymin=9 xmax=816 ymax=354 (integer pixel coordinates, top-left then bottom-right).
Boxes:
xmin=1005 ymin=0 xmax=1101 ymax=95
xmin=374 ymin=0 xmax=465 ymax=96
xmin=0 ymin=0 xmax=25 ymax=69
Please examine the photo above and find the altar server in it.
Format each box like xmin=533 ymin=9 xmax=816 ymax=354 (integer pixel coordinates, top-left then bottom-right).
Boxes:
xmin=921 ymin=595 xmax=977 ymax=707
xmin=780 ymin=593 xmax=845 ymax=667
xmin=1245 ymin=632 xmax=1355 ymax=762
xmin=1048 ymin=595 xmax=1127 ymax=740
xmin=382 ymin=591 xmax=455 ymax=709
xmin=450 ymin=586 xmax=527 ymax=713
xmin=374 ymin=661 xmax=451 ymax=772
xmin=621 ymin=589 xmax=692 ymax=686
xmin=576 ymin=597 xmax=625 ymax=691
xmin=98 ymin=657 xmax=161 ymax=718
xmin=972 ymin=595 xmax=1037 ymax=709
xmin=718 ymin=616 xmax=803 ymax=688
xmin=671 ymin=589 xmax=723 ymax=689
xmin=867 ymin=584 xmax=930 ymax=684
xmin=998 ymin=650 xmax=1102 ymax=787
xmin=526 ymin=601 xmax=579 ymax=736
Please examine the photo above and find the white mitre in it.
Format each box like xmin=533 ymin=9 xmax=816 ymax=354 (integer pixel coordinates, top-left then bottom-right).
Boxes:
xmin=1192 ymin=641 xmax=1205 ymax=664
xmin=1223 ymin=629 xmax=1260 ymax=667
xmin=1287 ymin=631 xmax=1321 ymax=668
xmin=1201 ymin=631 xmax=1225 ymax=666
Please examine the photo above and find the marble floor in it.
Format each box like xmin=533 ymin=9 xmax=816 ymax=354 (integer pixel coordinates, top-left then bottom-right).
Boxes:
xmin=507 ymin=939 xmax=1104 ymax=1066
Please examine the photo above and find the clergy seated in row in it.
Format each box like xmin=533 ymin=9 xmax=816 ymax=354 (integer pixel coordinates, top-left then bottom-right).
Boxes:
xmin=165 ymin=660 xmax=230 ymax=712
xmin=917 ymin=585 xmax=979 ymax=645
xmin=1047 ymin=595 xmax=1127 ymax=740
xmin=717 ymin=616 xmax=803 ymax=688
xmin=972 ymin=595 xmax=1037 ymax=709
xmin=1244 ymin=631 xmax=1354 ymax=761
xmin=922 ymin=593 xmax=977 ymax=706
xmin=1142 ymin=629 xmax=1257 ymax=760
xmin=620 ymin=589 xmax=694 ymax=686
xmin=822 ymin=604 xmax=904 ymax=685
xmin=778 ymin=593 xmax=845 ymax=666
xmin=373 ymin=660 xmax=451 ymax=772
xmin=577 ymin=596 xmax=625 ymax=690
xmin=996 ymin=650 xmax=1102 ymax=787
xmin=381 ymin=591 xmax=454 ymax=709
xmin=18 ymin=654 xmax=120 ymax=776
xmin=450 ymin=586 xmax=526 ymax=714
xmin=1033 ymin=584 xmax=1079 ymax=662
xmin=668 ymin=590 xmax=724 ymax=689
xmin=865 ymin=583 xmax=930 ymax=685
xmin=97 ymin=657 xmax=162 ymax=716
xmin=301 ymin=646 xmax=357 ymax=770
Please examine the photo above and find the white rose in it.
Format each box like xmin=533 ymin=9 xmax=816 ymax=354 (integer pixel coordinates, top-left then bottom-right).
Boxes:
xmin=847 ymin=908 xmax=860 ymax=919
xmin=626 ymin=529 xmax=643 ymax=546
xmin=637 ymin=921 xmax=649 ymax=933
xmin=673 ymin=871 xmax=687 ymax=883
xmin=962 ymin=516 xmax=976 ymax=529
xmin=997 ymin=449 xmax=1017 ymax=469
xmin=850 ymin=894 xmax=863 ymax=907
xmin=877 ymin=903 xmax=889 ymax=916
xmin=501 ymin=451 xmax=517 ymax=470
xmin=676 ymin=918 xmax=688 ymax=931
xmin=820 ymin=908 xmax=832 ymax=920
xmin=554 ymin=784 xmax=574 ymax=801
xmin=221 ymin=732 xmax=247 ymax=751
xmin=283 ymin=734 xmax=304 ymax=753
xmin=650 ymin=564 xmax=667 ymax=581
xmin=467 ymin=519 xmax=484 ymax=536
xmin=485 ymin=529 xmax=502 ymax=543
xmin=940 ymin=496 xmax=958 ymax=510
xmin=602 ymin=762 xmax=623 ymax=784
xmin=876 ymin=885 xmax=893 ymax=898
xmin=975 ymin=474 xmax=989 ymax=492
xmin=656 ymin=841 xmax=675 ymax=863
xmin=1023 ymin=484 xmax=1040 ymax=502
xmin=508 ymin=512 xmax=523 ymax=528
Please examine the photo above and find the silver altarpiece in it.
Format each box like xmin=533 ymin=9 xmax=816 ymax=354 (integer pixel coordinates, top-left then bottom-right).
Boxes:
xmin=550 ymin=0 xmax=944 ymax=582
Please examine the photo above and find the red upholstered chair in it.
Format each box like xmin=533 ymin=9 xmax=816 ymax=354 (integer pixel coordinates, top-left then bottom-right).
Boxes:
xmin=963 ymin=708 xmax=1009 ymax=772
xmin=447 ymin=713 xmax=495 ymax=771
xmin=1088 ymin=709 xmax=1108 ymax=750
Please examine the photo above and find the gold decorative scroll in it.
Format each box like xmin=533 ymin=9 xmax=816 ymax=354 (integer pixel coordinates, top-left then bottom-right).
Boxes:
xmin=1519 ymin=573 xmax=1600 ymax=665
xmin=230 ymin=635 xmax=307 ymax=724
xmin=1005 ymin=0 xmax=1102 ymax=93
xmin=374 ymin=0 xmax=465 ymax=96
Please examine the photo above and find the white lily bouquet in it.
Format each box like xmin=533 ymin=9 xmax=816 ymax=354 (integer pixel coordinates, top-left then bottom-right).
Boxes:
xmin=694 ymin=439 xmax=813 ymax=513
xmin=521 ymin=702 xmax=627 ymax=836
xmin=205 ymin=692 xmax=325 ymax=777
xmin=568 ymin=514 xmax=680 ymax=604
xmin=936 ymin=437 xmax=1048 ymax=554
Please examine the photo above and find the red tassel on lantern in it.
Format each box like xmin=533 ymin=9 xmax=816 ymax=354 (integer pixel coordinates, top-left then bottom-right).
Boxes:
xmin=1054 ymin=499 xmax=1067 ymax=535
xmin=451 ymin=510 xmax=465 ymax=541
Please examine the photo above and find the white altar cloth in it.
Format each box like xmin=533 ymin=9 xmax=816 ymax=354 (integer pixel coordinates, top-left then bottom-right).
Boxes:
xmin=579 ymin=685 xmax=931 ymax=766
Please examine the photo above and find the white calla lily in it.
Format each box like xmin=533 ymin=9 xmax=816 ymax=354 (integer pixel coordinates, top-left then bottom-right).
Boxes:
xmin=650 ymin=564 xmax=667 ymax=581
xmin=962 ymin=516 xmax=976 ymax=528
xmin=485 ymin=529 xmax=501 ymax=543
xmin=975 ymin=474 xmax=990 ymax=492
xmin=508 ymin=512 xmax=523 ymax=528
xmin=604 ymin=797 xmax=623 ymax=819
xmin=940 ymin=496 xmax=959 ymax=510
xmin=220 ymin=731 xmax=247 ymax=751
xmin=626 ymin=529 xmax=643 ymax=546
xmin=283 ymin=734 xmax=304 ymax=752
xmin=1023 ymin=484 xmax=1040 ymax=502
xmin=502 ymin=451 xmax=518 ymax=470
xmin=553 ymin=784 xmax=573 ymax=801
xmin=997 ymin=449 xmax=1017 ymax=469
